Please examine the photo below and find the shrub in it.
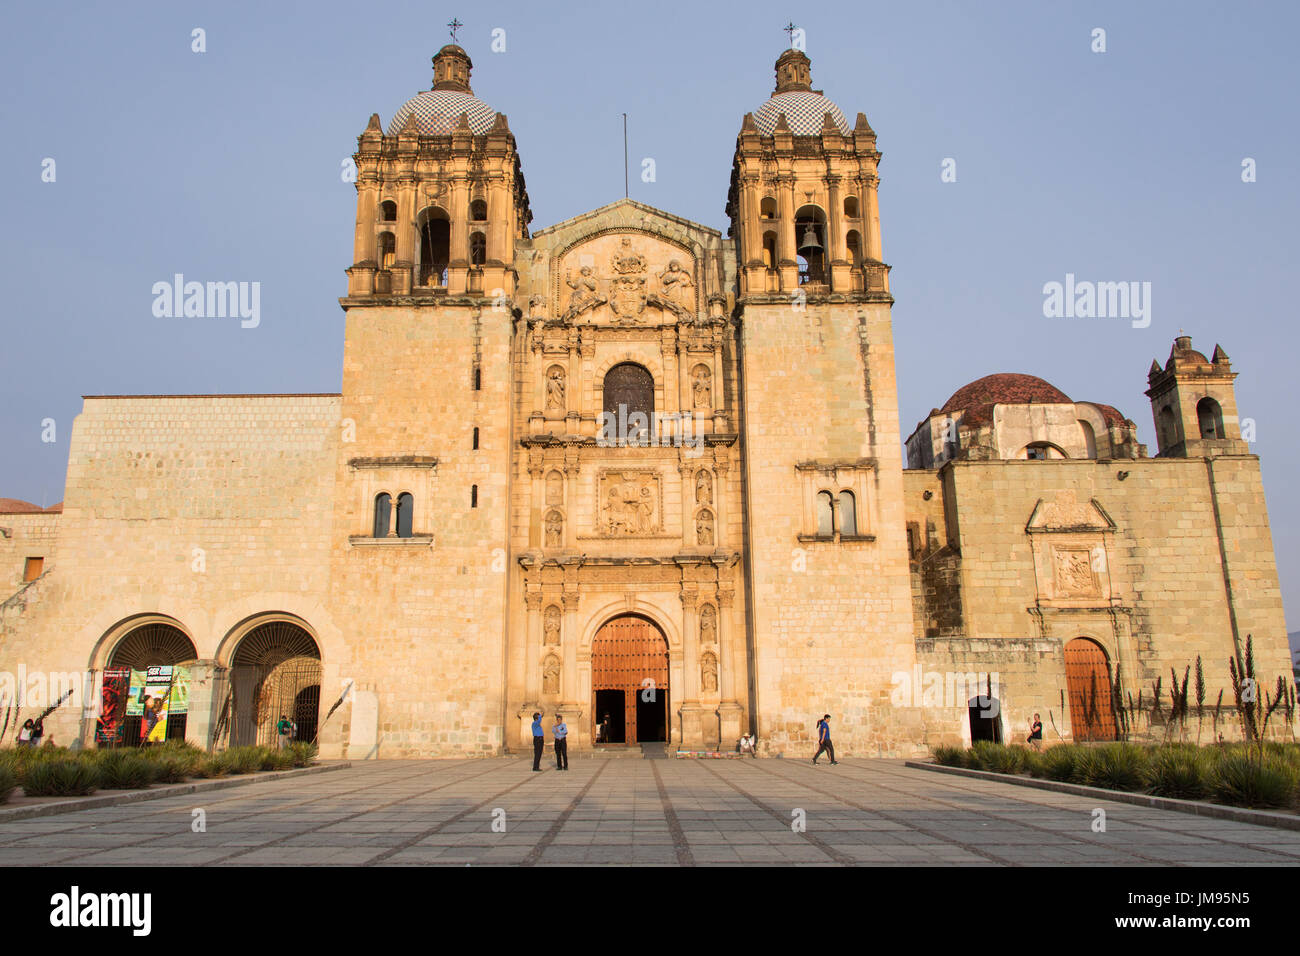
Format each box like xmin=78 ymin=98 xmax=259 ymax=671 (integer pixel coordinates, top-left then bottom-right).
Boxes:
xmin=95 ymin=751 xmax=155 ymax=790
xmin=1086 ymin=744 xmax=1148 ymax=792
xmin=219 ymin=746 xmax=266 ymax=775
xmin=191 ymin=754 xmax=229 ymax=779
xmin=1041 ymin=744 xmax=1081 ymax=782
xmin=287 ymin=742 xmax=318 ymax=768
xmin=931 ymin=745 xmax=964 ymax=767
xmin=1210 ymin=754 xmax=1296 ymax=809
xmin=148 ymin=754 xmax=193 ymax=784
xmin=1145 ymin=747 xmax=1207 ymax=799
xmin=259 ymin=748 xmax=295 ymax=772
xmin=0 ymin=766 xmax=16 ymax=804
xmin=984 ymin=744 xmax=1029 ymax=775
xmin=23 ymin=759 xmax=101 ymax=797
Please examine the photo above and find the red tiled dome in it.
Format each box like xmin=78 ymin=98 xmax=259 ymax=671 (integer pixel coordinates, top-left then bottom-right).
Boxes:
xmin=0 ymin=498 xmax=43 ymax=514
xmin=940 ymin=373 xmax=1072 ymax=414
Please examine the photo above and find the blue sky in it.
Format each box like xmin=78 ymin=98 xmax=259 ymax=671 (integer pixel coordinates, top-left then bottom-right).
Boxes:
xmin=2 ymin=1 xmax=1298 ymax=630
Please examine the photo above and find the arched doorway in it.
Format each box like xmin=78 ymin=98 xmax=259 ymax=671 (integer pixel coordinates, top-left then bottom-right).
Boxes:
xmin=591 ymin=615 xmax=669 ymax=745
xmin=222 ymin=620 xmax=321 ymax=748
xmin=1064 ymin=638 xmax=1117 ymax=742
xmin=103 ymin=622 xmax=198 ymax=747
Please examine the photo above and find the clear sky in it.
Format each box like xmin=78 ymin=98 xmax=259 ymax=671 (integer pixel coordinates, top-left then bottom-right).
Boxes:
xmin=2 ymin=1 xmax=1297 ymax=630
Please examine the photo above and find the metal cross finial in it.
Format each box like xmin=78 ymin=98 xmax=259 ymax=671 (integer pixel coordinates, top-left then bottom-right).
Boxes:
xmin=447 ymin=18 xmax=463 ymax=43
xmin=783 ymin=22 xmax=798 ymax=45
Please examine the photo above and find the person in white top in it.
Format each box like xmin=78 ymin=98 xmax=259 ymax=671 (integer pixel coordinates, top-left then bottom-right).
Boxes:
xmin=17 ymin=720 xmax=34 ymax=747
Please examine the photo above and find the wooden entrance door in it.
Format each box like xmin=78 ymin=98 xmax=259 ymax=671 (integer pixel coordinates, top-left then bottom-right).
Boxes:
xmin=1064 ymin=638 xmax=1117 ymax=741
xmin=591 ymin=615 xmax=669 ymax=744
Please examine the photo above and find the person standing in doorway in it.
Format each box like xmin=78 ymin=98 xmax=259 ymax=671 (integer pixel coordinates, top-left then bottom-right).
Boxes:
xmin=812 ymin=714 xmax=837 ymax=765
xmin=531 ymin=712 xmax=545 ymax=771
xmin=553 ymin=713 xmax=568 ymax=771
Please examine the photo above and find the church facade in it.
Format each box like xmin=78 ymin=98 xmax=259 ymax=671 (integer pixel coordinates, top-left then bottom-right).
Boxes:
xmin=0 ymin=46 xmax=1290 ymax=757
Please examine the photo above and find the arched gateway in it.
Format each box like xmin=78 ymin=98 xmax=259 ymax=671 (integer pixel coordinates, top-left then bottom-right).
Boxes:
xmin=591 ymin=615 xmax=669 ymax=745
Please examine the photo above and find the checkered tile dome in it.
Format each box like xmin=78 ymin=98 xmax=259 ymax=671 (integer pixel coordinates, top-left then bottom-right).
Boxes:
xmin=387 ymin=90 xmax=498 ymax=136
xmin=753 ymin=91 xmax=850 ymax=136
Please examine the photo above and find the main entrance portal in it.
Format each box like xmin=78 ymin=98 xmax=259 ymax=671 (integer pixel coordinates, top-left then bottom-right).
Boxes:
xmin=591 ymin=615 xmax=669 ymax=744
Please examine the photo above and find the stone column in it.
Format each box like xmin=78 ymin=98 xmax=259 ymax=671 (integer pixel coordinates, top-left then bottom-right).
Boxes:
xmin=394 ymin=177 xmax=416 ymax=294
xmin=560 ymin=589 xmax=584 ymax=745
xmin=716 ymin=585 xmax=744 ymax=748
xmin=677 ymin=586 xmax=705 ymax=749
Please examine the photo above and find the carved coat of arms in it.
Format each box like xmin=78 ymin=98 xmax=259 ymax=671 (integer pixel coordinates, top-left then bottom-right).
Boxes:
xmin=609 ymin=237 xmax=647 ymax=320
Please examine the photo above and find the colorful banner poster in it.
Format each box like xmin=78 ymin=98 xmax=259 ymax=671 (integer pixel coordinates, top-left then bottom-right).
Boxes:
xmin=94 ymin=668 xmax=131 ymax=746
xmin=125 ymin=666 xmax=190 ymax=743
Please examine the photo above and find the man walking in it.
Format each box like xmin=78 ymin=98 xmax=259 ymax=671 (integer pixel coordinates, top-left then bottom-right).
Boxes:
xmin=812 ymin=713 xmax=837 ymax=765
xmin=531 ymin=711 xmax=545 ymax=771
xmin=553 ymin=713 xmax=568 ymax=771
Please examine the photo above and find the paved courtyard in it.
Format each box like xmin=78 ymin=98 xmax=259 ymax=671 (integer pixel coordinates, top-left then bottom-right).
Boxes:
xmin=1 ymin=757 xmax=1298 ymax=866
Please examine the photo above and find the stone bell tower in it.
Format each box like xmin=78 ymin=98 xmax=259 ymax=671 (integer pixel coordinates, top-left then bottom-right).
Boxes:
xmin=1146 ymin=335 xmax=1248 ymax=457
xmin=728 ymin=48 xmax=919 ymax=755
xmin=323 ymin=47 xmax=533 ymax=758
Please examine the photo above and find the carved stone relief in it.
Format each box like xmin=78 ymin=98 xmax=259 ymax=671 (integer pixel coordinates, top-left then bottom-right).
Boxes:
xmin=699 ymin=604 xmax=717 ymax=644
xmin=696 ymin=509 xmax=715 ymax=547
xmin=542 ymin=654 xmax=561 ymax=695
xmin=695 ymin=470 xmax=712 ymax=506
xmin=1053 ymin=547 xmax=1100 ymax=597
xmin=700 ymin=651 xmax=718 ymax=694
xmin=545 ymin=365 xmax=566 ymax=412
xmin=543 ymin=605 xmax=561 ymax=645
xmin=546 ymin=471 xmax=564 ymax=506
xmin=598 ymin=472 xmax=662 ymax=535
xmin=692 ymin=365 xmax=712 ymax=410
xmin=545 ymin=509 xmax=564 ymax=548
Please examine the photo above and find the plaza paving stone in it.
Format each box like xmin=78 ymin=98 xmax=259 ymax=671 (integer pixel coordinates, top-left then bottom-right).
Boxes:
xmin=0 ymin=757 xmax=1297 ymax=866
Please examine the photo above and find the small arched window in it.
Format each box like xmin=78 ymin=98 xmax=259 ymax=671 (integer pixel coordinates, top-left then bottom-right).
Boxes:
xmin=846 ymin=230 xmax=862 ymax=268
xmin=760 ymin=197 xmax=777 ymax=219
xmin=843 ymin=196 xmax=860 ymax=218
xmin=838 ymin=491 xmax=857 ymax=535
xmin=380 ymin=200 xmax=397 ymax=222
xmin=395 ymin=493 xmax=414 ymax=538
xmin=470 ymin=232 xmax=486 ymax=266
xmin=603 ymin=363 xmax=655 ymax=444
xmin=470 ymin=199 xmax=488 ymax=222
xmin=816 ymin=491 xmax=834 ymax=536
xmin=1159 ymin=405 xmax=1178 ymax=449
xmin=373 ymin=493 xmax=392 ymax=537
xmin=1197 ymin=397 xmax=1224 ymax=439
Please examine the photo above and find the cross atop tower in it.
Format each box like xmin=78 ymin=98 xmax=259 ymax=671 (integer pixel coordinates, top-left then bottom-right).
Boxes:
xmin=447 ymin=18 xmax=463 ymax=43
xmin=783 ymin=22 xmax=798 ymax=46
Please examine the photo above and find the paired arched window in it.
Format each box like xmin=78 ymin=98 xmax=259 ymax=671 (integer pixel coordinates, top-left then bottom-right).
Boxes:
xmin=1197 ymin=397 xmax=1224 ymax=439
xmin=816 ymin=490 xmax=857 ymax=536
xmin=374 ymin=493 xmax=414 ymax=538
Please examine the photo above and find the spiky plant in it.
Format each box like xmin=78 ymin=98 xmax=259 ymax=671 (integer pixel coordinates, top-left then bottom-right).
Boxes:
xmin=1195 ymin=656 xmax=1206 ymax=745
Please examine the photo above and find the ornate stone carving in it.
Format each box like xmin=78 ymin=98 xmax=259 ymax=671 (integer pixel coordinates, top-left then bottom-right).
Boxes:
xmin=699 ymin=604 xmax=717 ymax=644
xmin=692 ymin=365 xmax=712 ymax=409
xmin=543 ymin=605 xmax=561 ymax=645
xmin=542 ymin=654 xmax=560 ymax=695
xmin=545 ymin=471 xmax=564 ymax=506
xmin=659 ymin=260 xmax=694 ymax=306
xmin=1040 ymin=490 xmax=1094 ymax=528
xmin=1053 ymin=547 xmax=1099 ymax=597
xmin=528 ymin=294 xmax=547 ymax=320
xmin=696 ymin=508 xmax=715 ymax=546
xmin=695 ymin=469 xmax=713 ymax=506
xmin=599 ymin=472 xmax=661 ymax=535
xmin=700 ymin=651 xmax=718 ymax=693
xmin=545 ymin=509 xmax=564 ymax=548
xmin=545 ymin=365 xmax=566 ymax=412
xmin=610 ymin=237 xmax=648 ymax=320
xmin=563 ymin=266 xmax=605 ymax=318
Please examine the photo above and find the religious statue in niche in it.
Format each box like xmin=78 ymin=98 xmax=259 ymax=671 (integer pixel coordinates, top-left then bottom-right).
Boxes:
xmin=564 ymin=265 xmax=605 ymax=317
xmin=545 ymin=509 xmax=564 ymax=548
xmin=699 ymin=604 xmax=717 ymax=644
xmin=544 ymin=605 xmax=561 ymax=645
xmin=542 ymin=654 xmax=561 ymax=695
xmin=692 ymin=365 xmax=712 ymax=410
xmin=546 ymin=365 xmax=566 ymax=412
xmin=695 ymin=469 xmax=713 ymax=506
xmin=658 ymin=260 xmax=694 ymax=305
xmin=546 ymin=471 xmax=564 ymax=506
xmin=696 ymin=508 xmax=715 ymax=547
xmin=600 ymin=473 xmax=660 ymax=535
xmin=701 ymin=652 xmax=718 ymax=694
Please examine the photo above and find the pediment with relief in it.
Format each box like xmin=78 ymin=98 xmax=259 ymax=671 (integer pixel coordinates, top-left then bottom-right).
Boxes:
xmin=1025 ymin=490 xmax=1116 ymax=533
xmin=555 ymin=233 xmax=697 ymax=325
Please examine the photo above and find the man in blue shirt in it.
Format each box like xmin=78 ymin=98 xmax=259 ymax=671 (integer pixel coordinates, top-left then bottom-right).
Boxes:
xmin=553 ymin=713 xmax=568 ymax=771
xmin=531 ymin=712 xmax=545 ymax=771
xmin=813 ymin=713 xmax=838 ymax=765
